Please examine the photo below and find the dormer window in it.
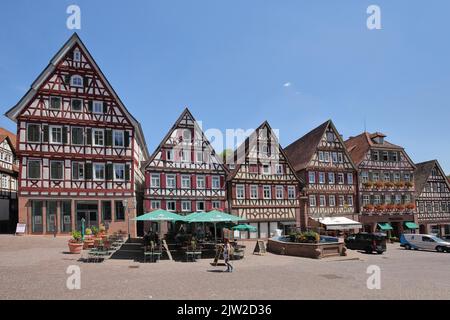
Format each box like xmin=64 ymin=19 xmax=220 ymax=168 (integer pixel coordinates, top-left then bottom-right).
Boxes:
xmin=326 ymin=132 xmax=335 ymax=142
xmin=71 ymin=75 xmax=83 ymax=87
xmin=73 ymin=49 xmax=81 ymax=62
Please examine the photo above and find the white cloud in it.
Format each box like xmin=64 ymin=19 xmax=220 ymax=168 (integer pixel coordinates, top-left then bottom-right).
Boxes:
xmin=283 ymin=82 xmax=291 ymax=87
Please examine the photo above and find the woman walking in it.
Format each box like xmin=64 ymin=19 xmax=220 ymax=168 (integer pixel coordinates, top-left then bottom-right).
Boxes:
xmin=223 ymin=239 xmax=234 ymax=273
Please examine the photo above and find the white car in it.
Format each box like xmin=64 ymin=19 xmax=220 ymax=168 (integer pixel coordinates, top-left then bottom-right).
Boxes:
xmin=400 ymin=234 xmax=450 ymax=252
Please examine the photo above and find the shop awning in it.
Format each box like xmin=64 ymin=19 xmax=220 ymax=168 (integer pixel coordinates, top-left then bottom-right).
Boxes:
xmin=378 ymin=223 xmax=393 ymax=231
xmin=311 ymin=217 xmax=362 ymax=230
xmin=404 ymin=221 xmax=419 ymax=229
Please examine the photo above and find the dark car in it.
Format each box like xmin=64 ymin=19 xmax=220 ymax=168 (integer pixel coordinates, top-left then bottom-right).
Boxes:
xmin=345 ymin=232 xmax=387 ymax=254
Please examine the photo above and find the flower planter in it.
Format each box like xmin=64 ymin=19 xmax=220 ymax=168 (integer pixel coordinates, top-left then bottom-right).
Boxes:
xmin=68 ymin=241 xmax=83 ymax=254
xmin=83 ymin=239 xmax=95 ymax=249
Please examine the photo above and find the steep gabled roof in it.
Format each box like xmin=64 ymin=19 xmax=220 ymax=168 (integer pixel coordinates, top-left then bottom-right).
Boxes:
xmin=145 ymin=108 xmax=228 ymax=173
xmin=283 ymin=120 xmax=330 ymax=172
xmin=0 ymin=127 xmax=17 ymax=152
xmin=284 ymin=120 xmax=357 ymax=172
xmin=4 ymin=33 xmax=149 ymax=160
xmin=414 ymin=160 xmax=450 ymax=196
xmin=345 ymin=131 xmax=414 ymax=169
xmin=226 ymin=121 xmax=301 ymax=182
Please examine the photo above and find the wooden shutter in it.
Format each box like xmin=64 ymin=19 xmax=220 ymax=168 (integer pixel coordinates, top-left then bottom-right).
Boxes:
xmin=62 ymin=126 xmax=68 ymax=144
xmin=106 ymin=164 xmax=113 ymax=180
xmin=125 ymin=164 xmax=130 ymax=181
xmin=85 ymin=163 xmax=92 ymax=179
xmin=64 ymin=74 xmax=71 ymax=85
xmin=83 ymin=77 xmax=89 ymax=88
xmin=124 ymin=131 xmax=130 ymax=147
xmin=105 ymin=130 xmax=112 ymax=146
xmin=86 ymin=128 xmax=92 ymax=145
xmin=87 ymin=101 xmax=93 ymax=112
xmin=72 ymin=162 xmax=78 ymax=180
xmin=42 ymin=125 xmax=49 ymax=143
xmin=103 ymin=103 xmax=108 ymax=114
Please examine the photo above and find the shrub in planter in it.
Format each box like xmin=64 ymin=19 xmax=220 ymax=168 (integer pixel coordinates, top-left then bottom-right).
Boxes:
xmin=68 ymin=231 xmax=83 ymax=254
xmin=91 ymin=226 xmax=100 ymax=237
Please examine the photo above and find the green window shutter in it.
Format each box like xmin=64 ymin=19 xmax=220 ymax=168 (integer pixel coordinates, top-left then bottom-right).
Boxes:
xmin=86 ymin=128 xmax=92 ymax=145
xmin=106 ymin=163 xmax=113 ymax=180
xmin=125 ymin=164 xmax=130 ymax=181
xmin=62 ymin=126 xmax=68 ymax=144
xmin=105 ymin=130 xmax=112 ymax=146
xmin=368 ymin=172 xmax=373 ymax=181
xmin=72 ymin=162 xmax=78 ymax=179
xmin=85 ymin=163 xmax=92 ymax=179
xmin=83 ymin=77 xmax=88 ymax=88
xmin=103 ymin=103 xmax=108 ymax=114
xmin=42 ymin=125 xmax=49 ymax=143
xmin=87 ymin=101 xmax=93 ymax=112
xmin=124 ymin=131 xmax=130 ymax=148
xmin=64 ymin=74 xmax=70 ymax=85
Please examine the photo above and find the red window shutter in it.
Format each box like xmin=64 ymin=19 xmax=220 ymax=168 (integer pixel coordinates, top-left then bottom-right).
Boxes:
xmin=220 ymin=176 xmax=224 ymax=188
xmin=206 ymin=201 xmax=212 ymax=211
xmin=205 ymin=176 xmax=210 ymax=189
xmin=176 ymin=174 xmax=181 ymax=188
xmin=191 ymin=175 xmax=196 ymax=190
xmin=160 ymin=173 xmax=166 ymax=188
xmin=144 ymin=200 xmax=151 ymax=212
xmin=161 ymin=200 xmax=166 ymax=210
xmin=176 ymin=200 xmax=181 ymax=212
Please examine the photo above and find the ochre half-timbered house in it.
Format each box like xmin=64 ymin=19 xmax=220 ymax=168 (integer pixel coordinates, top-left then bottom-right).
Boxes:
xmin=226 ymin=121 xmax=301 ymax=238
xmin=345 ymin=132 xmax=417 ymax=236
xmin=5 ymin=33 xmax=149 ymax=236
xmin=284 ymin=120 xmax=359 ymax=232
xmin=143 ymin=108 xmax=228 ymax=234
xmin=414 ymin=160 xmax=450 ymax=236
xmin=0 ymin=128 xmax=18 ymax=233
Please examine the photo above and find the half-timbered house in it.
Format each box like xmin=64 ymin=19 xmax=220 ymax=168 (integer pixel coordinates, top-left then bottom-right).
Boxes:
xmin=284 ymin=120 xmax=360 ymax=232
xmin=144 ymin=108 xmax=228 ymax=234
xmin=414 ymin=160 xmax=450 ymax=236
xmin=226 ymin=121 xmax=301 ymax=237
xmin=0 ymin=128 xmax=18 ymax=233
xmin=5 ymin=33 xmax=149 ymax=236
xmin=345 ymin=132 xmax=417 ymax=236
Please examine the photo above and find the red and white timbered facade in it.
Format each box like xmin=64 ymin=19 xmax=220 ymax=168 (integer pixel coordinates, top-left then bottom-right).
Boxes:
xmin=227 ymin=121 xmax=301 ymax=238
xmin=6 ymin=33 xmax=148 ymax=236
xmin=144 ymin=109 xmax=228 ymax=218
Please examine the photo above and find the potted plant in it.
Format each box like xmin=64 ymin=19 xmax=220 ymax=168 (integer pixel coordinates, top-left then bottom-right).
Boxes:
xmin=68 ymin=231 xmax=83 ymax=254
xmin=386 ymin=204 xmax=396 ymax=211
xmin=405 ymin=181 xmax=414 ymax=188
xmin=363 ymin=204 xmax=374 ymax=212
xmin=374 ymin=181 xmax=384 ymax=189
xmin=405 ymin=203 xmax=416 ymax=210
xmin=375 ymin=204 xmax=386 ymax=212
xmin=99 ymin=224 xmax=108 ymax=241
xmin=396 ymin=204 xmax=405 ymax=211
xmin=83 ymin=228 xmax=94 ymax=249
xmin=394 ymin=181 xmax=405 ymax=189
xmin=384 ymin=181 xmax=394 ymax=189
xmin=363 ymin=181 xmax=374 ymax=189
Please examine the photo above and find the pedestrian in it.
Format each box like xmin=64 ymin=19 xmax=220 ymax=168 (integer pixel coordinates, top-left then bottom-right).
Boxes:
xmin=223 ymin=239 xmax=234 ymax=273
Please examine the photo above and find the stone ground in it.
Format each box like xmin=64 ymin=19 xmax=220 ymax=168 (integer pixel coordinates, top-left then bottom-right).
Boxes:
xmin=0 ymin=235 xmax=449 ymax=300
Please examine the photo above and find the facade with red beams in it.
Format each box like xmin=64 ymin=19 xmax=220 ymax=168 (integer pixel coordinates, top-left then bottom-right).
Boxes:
xmin=143 ymin=109 xmax=228 ymax=230
xmin=5 ymin=34 xmax=149 ymax=236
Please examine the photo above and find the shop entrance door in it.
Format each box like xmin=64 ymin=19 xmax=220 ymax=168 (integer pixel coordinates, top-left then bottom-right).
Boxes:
xmin=75 ymin=202 xmax=98 ymax=231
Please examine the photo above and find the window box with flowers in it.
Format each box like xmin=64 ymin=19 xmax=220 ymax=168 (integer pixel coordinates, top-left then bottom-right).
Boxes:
xmin=394 ymin=181 xmax=405 ymax=189
xmin=405 ymin=203 xmax=416 ymax=210
xmin=396 ymin=204 xmax=406 ymax=211
xmin=363 ymin=204 xmax=374 ymax=212
xmin=386 ymin=204 xmax=396 ymax=211
xmin=405 ymin=181 xmax=414 ymax=189
xmin=363 ymin=181 xmax=374 ymax=189
xmin=375 ymin=204 xmax=386 ymax=212
xmin=374 ymin=181 xmax=384 ymax=189
xmin=384 ymin=181 xmax=394 ymax=189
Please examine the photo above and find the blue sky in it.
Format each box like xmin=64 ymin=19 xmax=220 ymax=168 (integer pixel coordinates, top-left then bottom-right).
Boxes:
xmin=1 ymin=1 xmax=449 ymax=173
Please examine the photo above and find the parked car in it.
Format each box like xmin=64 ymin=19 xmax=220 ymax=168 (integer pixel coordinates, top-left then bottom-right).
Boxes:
xmin=400 ymin=234 xmax=450 ymax=252
xmin=441 ymin=235 xmax=450 ymax=241
xmin=344 ymin=233 xmax=387 ymax=254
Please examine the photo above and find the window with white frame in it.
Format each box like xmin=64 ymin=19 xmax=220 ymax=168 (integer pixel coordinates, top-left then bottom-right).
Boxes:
xmin=93 ymin=101 xmax=103 ymax=114
xmin=331 ymin=152 xmax=338 ymax=163
xmin=309 ymin=172 xmax=316 ymax=183
xmin=151 ymin=200 xmax=161 ymax=210
xmin=93 ymin=129 xmax=104 ymax=146
xmin=236 ymin=185 xmax=245 ymax=199
xmin=326 ymin=131 xmax=335 ymax=142
xmin=309 ymin=195 xmax=316 ymax=207
xmin=374 ymin=195 xmax=381 ymax=205
xmin=166 ymin=201 xmax=176 ymax=211
xmin=197 ymin=176 xmax=205 ymax=189
xmin=328 ymin=172 xmax=335 ymax=184
xmin=196 ymin=201 xmax=205 ymax=211
xmin=262 ymin=165 xmax=271 ymax=175
xmin=196 ymin=150 xmax=203 ymax=163
xmin=181 ymin=149 xmax=190 ymax=162
xmin=337 ymin=173 xmax=344 ymax=184
xmin=347 ymin=173 xmax=353 ymax=184
xmin=181 ymin=201 xmax=191 ymax=212
xmin=212 ymin=201 xmax=220 ymax=209
xmin=166 ymin=174 xmax=176 ymax=188
xmin=385 ymin=194 xmax=391 ymax=204
xmin=250 ymin=185 xmax=258 ymax=199
xmin=49 ymin=96 xmax=61 ymax=110
xmin=329 ymin=195 xmax=336 ymax=207
xmin=383 ymin=172 xmax=390 ymax=181
xmin=71 ymin=127 xmax=84 ymax=145
xmin=50 ymin=126 xmax=62 ymax=144
xmin=288 ymin=186 xmax=296 ymax=199
xmin=181 ymin=175 xmax=191 ymax=189
xmin=28 ymin=160 xmax=41 ymax=179
xmin=50 ymin=161 xmax=64 ymax=180
xmin=212 ymin=176 xmax=220 ymax=189
xmin=318 ymin=151 xmax=324 ymax=162
xmin=276 ymin=186 xmax=284 ymax=199
xmin=373 ymin=172 xmax=380 ymax=181
xmin=319 ymin=195 xmax=326 ymax=207
xmin=275 ymin=164 xmax=283 ymax=175
xmin=360 ymin=171 xmax=368 ymax=183
xmin=114 ymin=130 xmax=124 ymax=147
xmin=71 ymin=75 xmax=83 ymax=87
xmin=404 ymin=173 xmax=411 ymax=182
xmin=337 ymin=153 xmax=343 ymax=163
xmin=338 ymin=195 xmax=345 ymax=206
xmin=363 ymin=195 xmax=370 ymax=206
xmin=114 ymin=163 xmax=125 ymax=181
xmin=151 ymin=174 xmax=160 ymax=187
xmin=324 ymin=152 xmax=330 ymax=163
xmin=319 ymin=172 xmax=325 ymax=184
xmin=71 ymin=98 xmax=83 ymax=112
xmin=263 ymin=185 xmax=271 ymax=199
xmin=395 ymin=195 xmax=402 ymax=204
xmin=93 ymin=163 xmax=105 ymax=180
xmin=72 ymin=162 xmax=84 ymax=180
xmin=73 ymin=49 xmax=81 ymax=62
xmin=347 ymin=196 xmax=353 ymax=206
xmin=394 ymin=173 xmax=400 ymax=182
xmin=166 ymin=149 xmax=174 ymax=161
xmin=182 ymin=129 xmax=191 ymax=142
